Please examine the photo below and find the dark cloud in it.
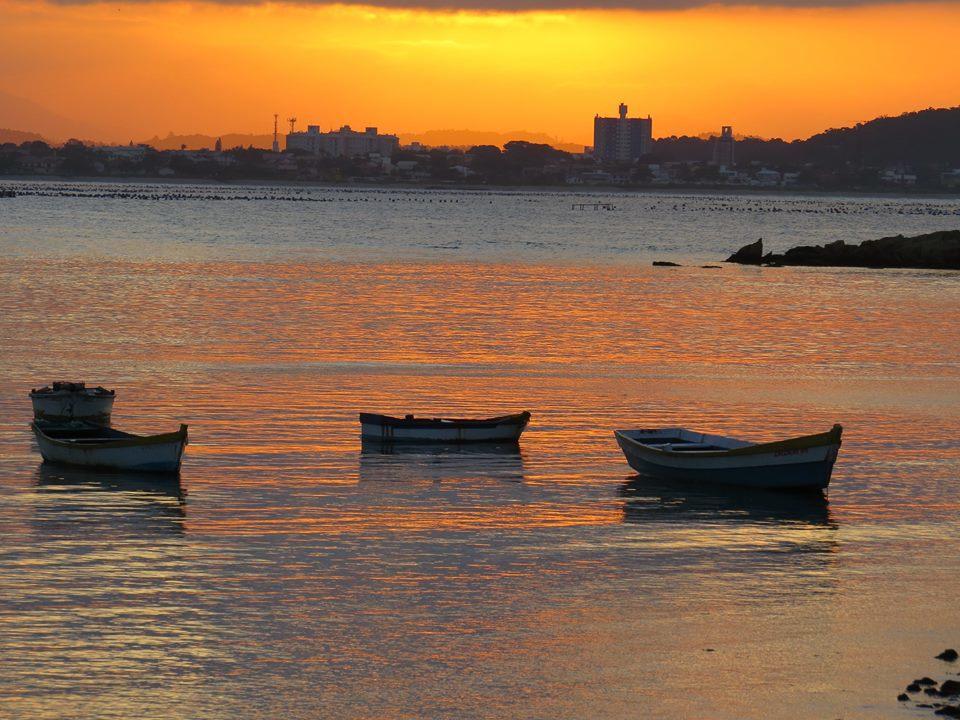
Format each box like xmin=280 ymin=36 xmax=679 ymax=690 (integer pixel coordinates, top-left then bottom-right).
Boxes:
xmin=45 ymin=0 xmax=942 ymax=10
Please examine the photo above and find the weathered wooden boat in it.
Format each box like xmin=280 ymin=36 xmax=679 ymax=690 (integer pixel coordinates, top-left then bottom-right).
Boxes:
xmin=359 ymin=411 xmax=531 ymax=443
xmin=30 ymin=381 xmax=115 ymax=425
xmin=614 ymin=424 xmax=842 ymax=490
xmin=31 ymin=422 xmax=189 ymax=474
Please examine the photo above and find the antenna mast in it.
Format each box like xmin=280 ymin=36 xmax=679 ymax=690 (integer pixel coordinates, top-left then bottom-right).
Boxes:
xmin=287 ymin=117 xmax=297 ymax=134
xmin=272 ymin=113 xmax=280 ymax=153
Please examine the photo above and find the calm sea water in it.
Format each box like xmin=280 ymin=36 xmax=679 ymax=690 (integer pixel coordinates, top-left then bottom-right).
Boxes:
xmin=1 ymin=180 xmax=958 ymax=719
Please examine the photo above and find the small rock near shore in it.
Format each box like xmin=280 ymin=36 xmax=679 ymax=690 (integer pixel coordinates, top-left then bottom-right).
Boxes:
xmin=936 ymin=705 xmax=960 ymax=718
xmin=652 ymin=261 xmax=681 ymax=267
xmin=938 ymin=650 xmax=960 ymax=662
xmin=909 ymin=683 xmax=923 ymax=693
xmin=899 ymin=693 xmax=911 ymax=701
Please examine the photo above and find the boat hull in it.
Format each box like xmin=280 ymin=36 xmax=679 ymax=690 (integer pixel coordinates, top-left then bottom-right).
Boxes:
xmin=31 ymin=423 xmax=188 ymax=474
xmin=30 ymin=393 xmax=115 ymax=425
xmin=614 ymin=429 xmax=841 ymax=490
xmin=360 ymin=412 xmax=530 ymax=444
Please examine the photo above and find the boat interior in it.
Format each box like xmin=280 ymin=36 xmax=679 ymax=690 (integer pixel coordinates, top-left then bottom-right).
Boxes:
xmin=34 ymin=424 xmax=137 ymax=442
xmin=617 ymin=428 xmax=754 ymax=452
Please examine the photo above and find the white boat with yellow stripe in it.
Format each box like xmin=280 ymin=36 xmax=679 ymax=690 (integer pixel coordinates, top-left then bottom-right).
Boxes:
xmin=31 ymin=422 xmax=189 ymax=474
xmin=614 ymin=424 xmax=843 ymax=490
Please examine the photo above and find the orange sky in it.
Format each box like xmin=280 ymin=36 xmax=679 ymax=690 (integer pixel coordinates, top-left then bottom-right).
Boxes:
xmin=1 ymin=0 xmax=958 ymax=144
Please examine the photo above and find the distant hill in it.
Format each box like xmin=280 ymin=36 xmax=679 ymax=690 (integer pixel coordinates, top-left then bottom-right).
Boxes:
xmin=802 ymin=107 xmax=960 ymax=166
xmin=653 ymin=107 xmax=960 ymax=168
xmin=0 ymin=90 xmax=101 ymax=142
xmin=140 ymin=132 xmax=275 ymax=151
xmin=399 ymin=129 xmax=584 ymax=153
xmin=0 ymin=128 xmax=46 ymax=145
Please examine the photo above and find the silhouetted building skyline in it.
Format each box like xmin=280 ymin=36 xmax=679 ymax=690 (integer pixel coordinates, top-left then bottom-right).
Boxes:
xmin=712 ymin=125 xmax=735 ymax=167
xmin=593 ymin=103 xmax=652 ymax=164
xmin=286 ymin=124 xmax=399 ymax=158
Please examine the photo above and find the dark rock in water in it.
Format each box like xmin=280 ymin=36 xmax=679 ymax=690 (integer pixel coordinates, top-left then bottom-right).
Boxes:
xmin=701 ymin=265 xmax=722 ymax=269
xmin=941 ymin=680 xmax=960 ymax=696
xmin=724 ymin=238 xmax=764 ymax=265
xmin=927 ymin=688 xmax=942 ymax=696
xmin=921 ymin=678 xmax=940 ymax=686
xmin=908 ymin=683 xmax=923 ymax=693
xmin=936 ymin=705 xmax=960 ymax=718
xmin=898 ymin=693 xmax=910 ymax=702
xmin=939 ymin=649 xmax=960 ymax=662
xmin=652 ymin=261 xmax=681 ymax=267
xmin=754 ymin=230 xmax=960 ymax=270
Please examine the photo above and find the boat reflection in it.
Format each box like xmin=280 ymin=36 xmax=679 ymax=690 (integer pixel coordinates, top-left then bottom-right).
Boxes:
xmin=33 ymin=463 xmax=185 ymax=536
xmin=359 ymin=439 xmax=525 ymax=483
xmin=619 ymin=476 xmax=834 ymax=528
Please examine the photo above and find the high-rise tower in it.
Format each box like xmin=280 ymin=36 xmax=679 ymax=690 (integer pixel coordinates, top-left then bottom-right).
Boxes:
xmin=593 ymin=103 xmax=652 ymax=164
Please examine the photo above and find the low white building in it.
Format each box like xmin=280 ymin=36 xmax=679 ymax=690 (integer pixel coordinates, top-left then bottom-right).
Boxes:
xmin=286 ymin=125 xmax=399 ymax=158
xmin=754 ymin=168 xmax=782 ymax=186
xmin=941 ymin=169 xmax=960 ymax=188
xmin=881 ymin=168 xmax=917 ymax=186
xmin=99 ymin=144 xmax=150 ymax=162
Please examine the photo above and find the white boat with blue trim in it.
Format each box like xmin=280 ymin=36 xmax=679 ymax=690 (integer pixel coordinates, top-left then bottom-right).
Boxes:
xmin=360 ymin=411 xmax=531 ymax=444
xmin=614 ymin=424 xmax=843 ymax=490
xmin=31 ymin=422 xmax=189 ymax=474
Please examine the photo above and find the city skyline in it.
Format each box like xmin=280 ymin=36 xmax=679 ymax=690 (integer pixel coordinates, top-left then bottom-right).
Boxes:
xmin=5 ymin=96 xmax=958 ymax=154
xmin=2 ymin=1 xmax=959 ymax=144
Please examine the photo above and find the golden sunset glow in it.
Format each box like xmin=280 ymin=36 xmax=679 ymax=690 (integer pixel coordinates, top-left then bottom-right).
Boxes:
xmin=1 ymin=0 xmax=959 ymax=143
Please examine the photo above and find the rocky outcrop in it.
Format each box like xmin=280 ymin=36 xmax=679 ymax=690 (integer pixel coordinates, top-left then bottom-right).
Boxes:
xmin=898 ymin=656 xmax=960 ymax=719
xmin=724 ymin=238 xmax=764 ymax=264
xmin=724 ymin=231 xmax=960 ymax=269
xmin=941 ymin=681 xmax=960 ymax=697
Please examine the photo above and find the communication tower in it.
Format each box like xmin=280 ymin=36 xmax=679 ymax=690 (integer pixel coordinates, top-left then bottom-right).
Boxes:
xmin=287 ymin=117 xmax=297 ymax=134
xmin=272 ymin=113 xmax=280 ymax=153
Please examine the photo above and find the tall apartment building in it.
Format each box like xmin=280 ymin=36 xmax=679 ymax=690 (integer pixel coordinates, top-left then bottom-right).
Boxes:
xmin=593 ymin=103 xmax=653 ymax=164
xmin=286 ymin=125 xmax=399 ymax=157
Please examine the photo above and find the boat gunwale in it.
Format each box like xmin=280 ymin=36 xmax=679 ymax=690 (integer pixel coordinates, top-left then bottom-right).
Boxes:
xmin=31 ymin=422 xmax=189 ymax=450
xmin=614 ymin=424 xmax=842 ymax=459
xmin=29 ymin=390 xmax=115 ymax=397
xmin=360 ymin=411 xmax=531 ymax=429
